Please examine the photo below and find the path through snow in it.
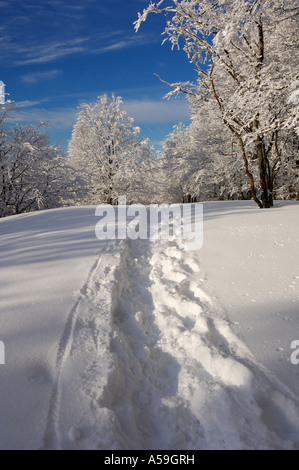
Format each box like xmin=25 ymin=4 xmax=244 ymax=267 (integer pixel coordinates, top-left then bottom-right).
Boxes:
xmin=43 ymin=236 xmax=299 ymax=450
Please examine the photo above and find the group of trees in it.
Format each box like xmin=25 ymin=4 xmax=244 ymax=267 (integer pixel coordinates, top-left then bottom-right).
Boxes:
xmin=136 ymin=0 xmax=299 ymax=208
xmin=0 ymin=104 xmax=78 ymax=218
xmin=159 ymin=98 xmax=299 ymax=203
xmin=1 ymin=1 xmax=298 ymax=218
xmin=0 ymin=95 xmax=159 ymax=219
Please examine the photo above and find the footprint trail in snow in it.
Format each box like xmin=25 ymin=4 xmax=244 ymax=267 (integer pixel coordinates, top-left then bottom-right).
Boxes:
xmin=44 ymin=237 xmax=299 ymax=450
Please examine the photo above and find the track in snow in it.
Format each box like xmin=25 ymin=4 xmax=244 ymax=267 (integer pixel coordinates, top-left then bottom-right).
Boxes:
xmin=42 ymin=235 xmax=299 ymax=450
xmin=42 ymin=241 xmax=121 ymax=450
xmin=101 ymin=237 xmax=299 ymax=450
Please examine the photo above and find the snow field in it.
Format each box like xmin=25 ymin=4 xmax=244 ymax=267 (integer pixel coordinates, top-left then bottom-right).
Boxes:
xmin=0 ymin=203 xmax=299 ymax=449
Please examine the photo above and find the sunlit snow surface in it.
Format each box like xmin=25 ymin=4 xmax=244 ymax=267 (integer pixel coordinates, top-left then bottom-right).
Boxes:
xmin=0 ymin=202 xmax=299 ymax=450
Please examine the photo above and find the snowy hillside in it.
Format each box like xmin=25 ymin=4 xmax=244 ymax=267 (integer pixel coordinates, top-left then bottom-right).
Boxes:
xmin=0 ymin=202 xmax=299 ymax=450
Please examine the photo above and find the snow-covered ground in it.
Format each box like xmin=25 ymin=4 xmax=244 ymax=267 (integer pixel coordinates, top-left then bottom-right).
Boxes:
xmin=0 ymin=201 xmax=299 ymax=450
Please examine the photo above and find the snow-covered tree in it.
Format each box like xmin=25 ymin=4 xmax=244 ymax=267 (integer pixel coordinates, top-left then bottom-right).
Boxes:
xmin=160 ymin=123 xmax=197 ymax=202
xmin=160 ymin=98 xmax=252 ymax=203
xmin=135 ymin=0 xmax=299 ymax=208
xmin=188 ymin=100 xmax=250 ymax=202
xmin=274 ymin=130 xmax=299 ymax=200
xmin=68 ymin=94 xmax=153 ymax=205
xmin=0 ymin=104 xmax=76 ymax=217
xmin=286 ymin=79 xmax=299 ymax=137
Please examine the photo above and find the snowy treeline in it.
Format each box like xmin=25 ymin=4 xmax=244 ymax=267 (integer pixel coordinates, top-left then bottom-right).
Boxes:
xmin=159 ymin=101 xmax=299 ymax=203
xmin=0 ymin=104 xmax=79 ymax=218
xmin=136 ymin=0 xmax=299 ymax=207
xmin=67 ymin=88 xmax=298 ymax=207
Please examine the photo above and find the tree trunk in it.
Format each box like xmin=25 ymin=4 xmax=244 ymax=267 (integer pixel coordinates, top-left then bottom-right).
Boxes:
xmin=238 ymin=136 xmax=263 ymax=208
xmin=254 ymin=23 xmax=272 ymax=209
xmin=255 ymin=120 xmax=272 ymax=208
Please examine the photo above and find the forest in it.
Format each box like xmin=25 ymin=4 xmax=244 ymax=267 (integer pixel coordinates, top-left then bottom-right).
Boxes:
xmin=1 ymin=0 xmax=298 ymax=217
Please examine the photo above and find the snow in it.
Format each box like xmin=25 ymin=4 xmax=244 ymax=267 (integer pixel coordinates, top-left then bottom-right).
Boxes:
xmin=0 ymin=201 xmax=299 ymax=450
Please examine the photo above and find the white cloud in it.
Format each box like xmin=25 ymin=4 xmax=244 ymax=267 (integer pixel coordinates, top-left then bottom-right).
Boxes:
xmin=124 ymin=98 xmax=190 ymax=124
xmin=6 ymin=107 xmax=77 ymax=129
xmin=20 ymin=69 xmax=62 ymax=84
xmin=4 ymin=99 xmax=191 ymax=141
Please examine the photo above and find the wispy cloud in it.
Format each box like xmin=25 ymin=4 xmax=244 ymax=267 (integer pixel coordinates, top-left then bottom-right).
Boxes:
xmin=14 ymin=37 xmax=89 ymax=65
xmin=20 ymin=69 xmax=62 ymax=84
xmin=0 ymin=1 xmax=154 ymax=67
xmin=92 ymin=34 xmax=155 ymax=55
xmin=14 ymin=99 xmax=50 ymax=108
xmin=2 ymin=32 xmax=149 ymax=66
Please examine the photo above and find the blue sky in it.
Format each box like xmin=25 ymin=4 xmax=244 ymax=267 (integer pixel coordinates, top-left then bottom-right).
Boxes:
xmin=0 ymin=0 xmax=196 ymax=151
